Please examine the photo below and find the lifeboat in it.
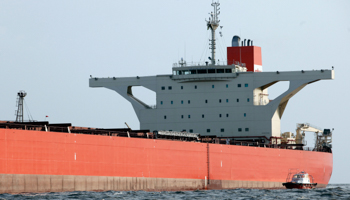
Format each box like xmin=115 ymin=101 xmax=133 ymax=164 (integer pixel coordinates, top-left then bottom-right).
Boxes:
xmin=283 ymin=171 xmax=317 ymax=189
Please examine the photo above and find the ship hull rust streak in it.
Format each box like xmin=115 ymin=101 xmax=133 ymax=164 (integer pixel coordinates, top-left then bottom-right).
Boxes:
xmin=0 ymin=128 xmax=332 ymax=193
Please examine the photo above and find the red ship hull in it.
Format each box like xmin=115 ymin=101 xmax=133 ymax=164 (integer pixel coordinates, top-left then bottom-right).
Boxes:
xmin=0 ymin=128 xmax=333 ymax=193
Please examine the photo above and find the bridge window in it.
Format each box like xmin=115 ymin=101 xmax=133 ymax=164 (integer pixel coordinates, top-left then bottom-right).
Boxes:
xmin=198 ymin=69 xmax=207 ymax=74
xmin=226 ymin=69 xmax=232 ymax=73
xmin=208 ymin=69 xmax=215 ymax=74
xmin=217 ymin=69 xmax=225 ymax=73
xmin=238 ymin=84 xmax=241 ymax=88
xmin=161 ymin=86 xmax=165 ymax=90
xmin=238 ymin=128 xmax=242 ymax=132
xmin=183 ymin=70 xmax=190 ymax=75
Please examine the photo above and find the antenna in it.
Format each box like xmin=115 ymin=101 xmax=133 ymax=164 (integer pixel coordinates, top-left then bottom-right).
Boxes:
xmin=206 ymin=1 xmax=220 ymax=65
xmin=184 ymin=42 xmax=186 ymax=61
xmin=15 ymin=90 xmax=27 ymax=122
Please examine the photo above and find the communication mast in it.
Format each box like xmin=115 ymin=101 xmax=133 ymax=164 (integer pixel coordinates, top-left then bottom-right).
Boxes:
xmin=206 ymin=2 xmax=220 ymax=65
xmin=15 ymin=90 xmax=27 ymax=122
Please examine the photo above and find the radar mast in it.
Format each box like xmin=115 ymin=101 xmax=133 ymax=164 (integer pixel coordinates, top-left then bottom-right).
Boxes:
xmin=15 ymin=90 xmax=27 ymax=122
xmin=206 ymin=2 xmax=220 ymax=65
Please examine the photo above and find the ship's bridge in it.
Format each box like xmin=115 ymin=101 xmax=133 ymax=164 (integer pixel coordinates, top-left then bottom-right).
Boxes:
xmin=172 ymin=63 xmax=247 ymax=75
xmin=172 ymin=61 xmax=247 ymax=81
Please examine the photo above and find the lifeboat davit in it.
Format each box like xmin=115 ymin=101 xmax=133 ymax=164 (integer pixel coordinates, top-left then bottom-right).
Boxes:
xmin=283 ymin=171 xmax=317 ymax=189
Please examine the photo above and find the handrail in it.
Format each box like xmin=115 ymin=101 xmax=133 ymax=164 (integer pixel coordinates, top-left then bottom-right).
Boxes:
xmin=172 ymin=60 xmax=247 ymax=68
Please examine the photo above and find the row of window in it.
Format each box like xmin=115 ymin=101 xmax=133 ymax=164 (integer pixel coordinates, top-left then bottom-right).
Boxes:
xmin=164 ymin=113 xmax=247 ymax=119
xmin=174 ymin=68 xmax=233 ymax=75
xmin=175 ymin=128 xmax=250 ymax=133
xmin=209 ymin=128 xmax=249 ymax=132
xmin=161 ymin=83 xmax=248 ymax=90
xmin=160 ymin=98 xmax=250 ymax=105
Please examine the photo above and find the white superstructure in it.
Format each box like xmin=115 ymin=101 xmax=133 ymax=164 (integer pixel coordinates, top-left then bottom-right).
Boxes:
xmin=89 ymin=2 xmax=334 ymax=138
xmin=89 ymin=68 xmax=333 ymax=138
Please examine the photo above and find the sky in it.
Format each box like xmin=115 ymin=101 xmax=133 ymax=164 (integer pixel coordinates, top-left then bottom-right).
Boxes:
xmin=0 ymin=0 xmax=349 ymax=184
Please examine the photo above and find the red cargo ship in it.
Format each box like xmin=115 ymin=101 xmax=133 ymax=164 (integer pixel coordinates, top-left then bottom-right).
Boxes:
xmin=0 ymin=1 xmax=334 ymax=193
xmin=0 ymin=122 xmax=333 ymax=193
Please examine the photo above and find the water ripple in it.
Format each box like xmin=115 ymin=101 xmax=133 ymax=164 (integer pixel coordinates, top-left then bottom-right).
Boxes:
xmin=0 ymin=184 xmax=349 ymax=200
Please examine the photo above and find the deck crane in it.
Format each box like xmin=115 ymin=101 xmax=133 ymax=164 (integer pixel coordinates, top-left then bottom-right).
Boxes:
xmin=295 ymin=123 xmax=333 ymax=152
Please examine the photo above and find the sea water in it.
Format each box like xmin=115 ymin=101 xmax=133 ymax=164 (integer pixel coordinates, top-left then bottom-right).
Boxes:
xmin=0 ymin=184 xmax=348 ymax=200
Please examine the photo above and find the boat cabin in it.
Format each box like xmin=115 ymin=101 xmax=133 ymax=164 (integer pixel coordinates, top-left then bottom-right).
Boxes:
xmin=291 ymin=172 xmax=311 ymax=184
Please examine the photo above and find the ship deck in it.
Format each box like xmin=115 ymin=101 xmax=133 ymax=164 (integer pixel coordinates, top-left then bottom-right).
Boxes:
xmin=0 ymin=121 xmax=330 ymax=153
